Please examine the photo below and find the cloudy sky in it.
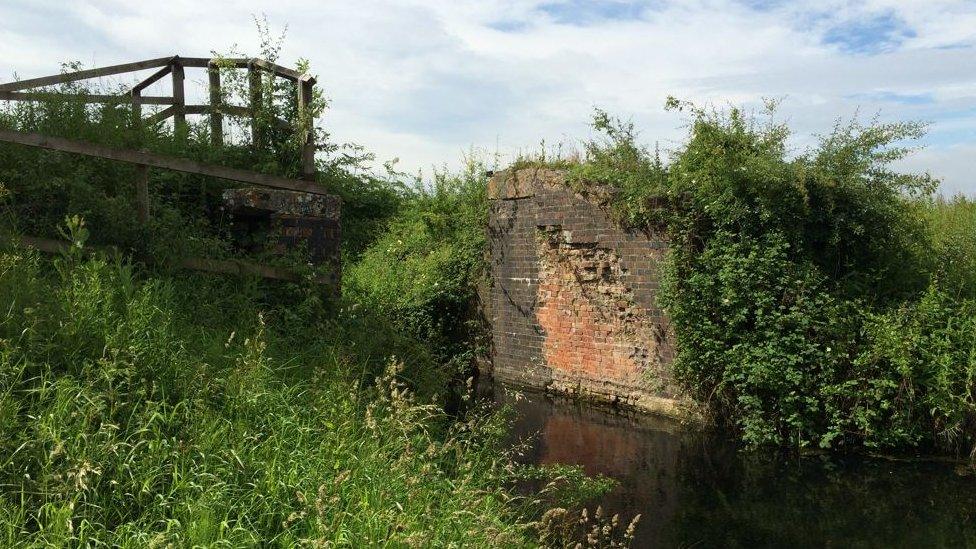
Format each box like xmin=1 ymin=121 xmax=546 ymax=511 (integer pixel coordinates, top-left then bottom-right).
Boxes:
xmin=2 ymin=0 xmax=975 ymax=194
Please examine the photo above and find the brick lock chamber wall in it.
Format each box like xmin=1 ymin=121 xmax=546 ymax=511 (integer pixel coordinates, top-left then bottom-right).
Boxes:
xmin=486 ymin=168 xmax=688 ymax=418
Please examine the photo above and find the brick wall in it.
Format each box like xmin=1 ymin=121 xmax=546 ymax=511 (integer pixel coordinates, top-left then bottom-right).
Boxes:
xmin=223 ymin=187 xmax=342 ymax=290
xmin=486 ymin=167 xmax=686 ymax=417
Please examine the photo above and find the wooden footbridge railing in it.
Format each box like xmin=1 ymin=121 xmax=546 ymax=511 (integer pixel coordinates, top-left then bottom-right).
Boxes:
xmin=0 ymin=57 xmax=336 ymax=283
xmin=0 ymin=127 xmax=334 ymax=282
xmin=0 ymin=55 xmax=317 ymax=180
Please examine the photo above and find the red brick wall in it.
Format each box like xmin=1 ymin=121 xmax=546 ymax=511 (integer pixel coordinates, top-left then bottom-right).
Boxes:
xmin=486 ymin=168 xmax=684 ymax=416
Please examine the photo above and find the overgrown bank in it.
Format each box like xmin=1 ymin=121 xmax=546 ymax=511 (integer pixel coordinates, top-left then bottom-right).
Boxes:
xmin=565 ymin=102 xmax=976 ymax=454
xmin=3 ymin=41 xmax=975 ymax=547
xmin=0 ymin=48 xmax=632 ymax=545
xmin=0 ymin=59 xmax=537 ymax=544
xmin=0 ymin=245 xmax=533 ymax=545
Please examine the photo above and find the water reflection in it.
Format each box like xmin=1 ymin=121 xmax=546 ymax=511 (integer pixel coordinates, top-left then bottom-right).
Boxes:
xmin=482 ymin=380 xmax=976 ymax=548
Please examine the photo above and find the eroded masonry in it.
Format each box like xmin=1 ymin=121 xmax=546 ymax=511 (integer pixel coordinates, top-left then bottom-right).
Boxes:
xmin=485 ymin=168 xmax=687 ymax=417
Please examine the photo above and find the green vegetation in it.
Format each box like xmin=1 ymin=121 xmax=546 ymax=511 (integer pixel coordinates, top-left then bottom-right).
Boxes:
xmin=2 ymin=25 xmax=973 ymax=543
xmin=569 ymin=100 xmax=976 ymax=454
xmin=0 ymin=35 xmax=632 ymax=544
xmin=345 ymin=163 xmax=490 ymax=371
xmin=0 ymin=243 xmax=533 ymax=546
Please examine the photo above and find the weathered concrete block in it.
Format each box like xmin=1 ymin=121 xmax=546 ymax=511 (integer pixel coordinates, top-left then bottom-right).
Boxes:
xmin=223 ymin=188 xmax=341 ymax=219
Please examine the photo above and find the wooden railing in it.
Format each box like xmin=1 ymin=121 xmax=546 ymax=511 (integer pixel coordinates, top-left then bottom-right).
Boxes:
xmin=0 ymin=127 xmax=333 ymax=282
xmin=0 ymin=55 xmax=317 ymax=180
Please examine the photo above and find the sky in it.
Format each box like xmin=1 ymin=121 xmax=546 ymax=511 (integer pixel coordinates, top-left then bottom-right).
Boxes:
xmin=1 ymin=0 xmax=975 ymax=194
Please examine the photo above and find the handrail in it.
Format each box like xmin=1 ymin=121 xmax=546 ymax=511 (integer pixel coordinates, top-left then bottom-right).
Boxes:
xmin=0 ymin=55 xmax=318 ymax=180
xmin=0 ymin=56 xmax=314 ymax=92
xmin=0 ymin=56 xmax=176 ymax=92
xmin=0 ymin=129 xmax=330 ymax=196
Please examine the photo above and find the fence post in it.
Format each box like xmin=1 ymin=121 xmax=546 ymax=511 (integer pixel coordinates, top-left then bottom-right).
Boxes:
xmin=248 ymin=62 xmax=263 ymax=149
xmin=208 ymin=60 xmax=223 ymax=146
xmin=135 ymin=164 xmax=150 ymax=223
xmin=171 ymin=58 xmax=186 ymax=135
xmin=297 ymin=77 xmax=315 ymax=180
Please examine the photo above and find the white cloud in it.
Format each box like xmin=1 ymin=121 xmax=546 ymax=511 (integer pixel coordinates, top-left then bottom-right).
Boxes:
xmin=0 ymin=0 xmax=974 ymax=194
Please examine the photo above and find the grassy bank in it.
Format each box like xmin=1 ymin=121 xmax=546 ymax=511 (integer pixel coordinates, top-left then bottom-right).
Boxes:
xmin=0 ymin=243 xmax=539 ymax=546
xmin=0 ymin=43 xmax=630 ymax=543
xmin=0 ymin=48 xmax=542 ymax=542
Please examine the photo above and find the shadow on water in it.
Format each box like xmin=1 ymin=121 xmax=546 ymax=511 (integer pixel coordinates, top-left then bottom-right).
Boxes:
xmin=479 ymin=378 xmax=976 ymax=548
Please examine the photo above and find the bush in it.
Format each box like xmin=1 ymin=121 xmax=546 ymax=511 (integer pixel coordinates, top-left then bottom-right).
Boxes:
xmin=833 ymin=286 xmax=976 ymax=450
xmin=571 ymin=101 xmax=976 ymax=454
xmin=664 ymin=229 xmax=858 ymax=447
xmin=344 ymin=162 xmax=489 ymax=373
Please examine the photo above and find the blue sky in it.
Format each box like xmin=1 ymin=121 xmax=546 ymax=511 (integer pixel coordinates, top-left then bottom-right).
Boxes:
xmin=1 ymin=0 xmax=975 ymax=194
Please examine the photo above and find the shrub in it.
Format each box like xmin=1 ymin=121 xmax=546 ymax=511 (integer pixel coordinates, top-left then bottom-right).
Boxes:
xmin=572 ymin=101 xmax=975 ymax=454
xmin=831 ymin=286 xmax=976 ymax=450
xmin=344 ymin=161 xmax=489 ymax=373
xmin=664 ymin=229 xmax=858 ymax=447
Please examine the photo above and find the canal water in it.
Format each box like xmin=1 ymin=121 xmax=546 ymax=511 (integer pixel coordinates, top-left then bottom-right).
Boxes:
xmin=480 ymin=380 xmax=976 ymax=548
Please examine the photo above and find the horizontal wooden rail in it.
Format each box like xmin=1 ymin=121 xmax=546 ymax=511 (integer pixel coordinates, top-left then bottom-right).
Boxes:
xmin=185 ymin=57 xmax=315 ymax=83
xmin=179 ymin=57 xmax=250 ymax=69
xmin=0 ymin=91 xmax=175 ymax=105
xmin=181 ymin=104 xmax=290 ymax=129
xmin=0 ymin=55 xmax=314 ymax=92
xmin=0 ymin=56 xmax=318 ymax=180
xmin=249 ymin=59 xmax=315 ymax=84
xmin=0 ymin=129 xmax=329 ymax=195
xmin=0 ymin=57 xmax=176 ymax=92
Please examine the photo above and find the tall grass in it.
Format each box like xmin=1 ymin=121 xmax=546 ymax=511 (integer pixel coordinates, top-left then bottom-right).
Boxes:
xmin=0 ymin=35 xmax=623 ymax=544
xmin=0 ymin=242 xmax=539 ymax=546
xmin=924 ymin=195 xmax=976 ymax=299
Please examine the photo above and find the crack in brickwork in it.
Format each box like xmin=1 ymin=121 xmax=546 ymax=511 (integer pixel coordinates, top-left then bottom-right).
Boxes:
xmin=536 ymin=226 xmax=657 ymax=381
xmin=486 ymin=168 xmax=689 ymax=418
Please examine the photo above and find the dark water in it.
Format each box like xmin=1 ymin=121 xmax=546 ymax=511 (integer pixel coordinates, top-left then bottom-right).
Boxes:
xmin=480 ymin=380 xmax=976 ymax=548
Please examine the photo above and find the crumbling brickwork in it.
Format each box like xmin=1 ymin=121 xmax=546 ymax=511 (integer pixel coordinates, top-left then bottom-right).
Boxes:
xmin=223 ymin=187 xmax=341 ymax=289
xmin=487 ymin=168 xmax=685 ymax=417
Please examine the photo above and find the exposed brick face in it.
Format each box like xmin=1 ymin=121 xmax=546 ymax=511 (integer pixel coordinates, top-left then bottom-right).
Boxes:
xmin=486 ymin=168 xmax=683 ymax=416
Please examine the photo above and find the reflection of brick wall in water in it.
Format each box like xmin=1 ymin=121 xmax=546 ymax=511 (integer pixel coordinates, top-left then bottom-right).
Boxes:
xmin=486 ymin=168 xmax=685 ymax=416
xmin=539 ymin=416 xmax=641 ymax=478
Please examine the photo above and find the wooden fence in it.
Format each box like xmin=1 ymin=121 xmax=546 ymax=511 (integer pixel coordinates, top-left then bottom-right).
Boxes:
xmin=0 ymin=57 xmax=333 ymax=282
xmin=0 ymin=55 xmax=317 ymax=180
